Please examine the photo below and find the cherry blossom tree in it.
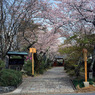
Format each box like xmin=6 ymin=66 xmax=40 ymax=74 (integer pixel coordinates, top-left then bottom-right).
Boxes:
xmin=36 ymin=0 xmax=95 ymax=37
xmin=0 ymin=0 xmax=43 ymax=59
xmin=2 ymin=0 xmax=95 ymax=60
xmin=17 ymin=23 xmax=45 ymax=51
xmin=33 ymin=30 xmax=61 ymax=59
xmin=35 ymin=0 xmax=73 ymax=39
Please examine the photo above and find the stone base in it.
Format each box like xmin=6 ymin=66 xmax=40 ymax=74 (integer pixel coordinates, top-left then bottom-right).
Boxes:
xmin=84 ymin=82 xmax=89 ymax=87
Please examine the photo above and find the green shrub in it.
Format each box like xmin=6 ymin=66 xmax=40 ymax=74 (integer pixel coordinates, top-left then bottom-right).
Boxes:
xmin=73 ymin=79 xmax=84 ymax=88
xmin=23 ymin=60 xmax=32 ymax=76
xmin=68 ymin=70 xmax=76 ymax=76
xmin=23 ymin=59 xmax=46 ymax=75
xmin=64 ymin=60 xmax=71 ymax=70
xmin=23 ymin=55 xmax=52 ymax=76
xmin=0 ymin=60 xmax=5 ymax=68
xmin=73 ymin=79 xmax=94 ymax=88
xmin=45 ymin=59 xmax=51 ymax=69
xmin=0 ymin=69 xmax=22 ymax=87
xmin=38 ymin=60 xmax=45 ymax=74
xmin=88 ymin=79 xmax=94 ymax=85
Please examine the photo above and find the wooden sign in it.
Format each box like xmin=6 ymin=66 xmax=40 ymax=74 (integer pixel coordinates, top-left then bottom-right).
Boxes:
xmin=29 ymin=48 xmax=36 ymax=53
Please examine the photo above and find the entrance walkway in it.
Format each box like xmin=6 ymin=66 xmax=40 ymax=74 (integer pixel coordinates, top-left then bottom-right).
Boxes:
xmin=7 ymin=67 xmax=74 ymax=95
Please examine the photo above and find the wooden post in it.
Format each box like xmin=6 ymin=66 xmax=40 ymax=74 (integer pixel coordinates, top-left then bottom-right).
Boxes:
xmin=83 ymin=49 xmax=87 ymax=82
xmin=29 ymin=48 xmax=36 ymax=77
xmin=32 ymin=53 xmax=34 ymax=77
xmin=85 ymin=57 xmax=87 ymax=82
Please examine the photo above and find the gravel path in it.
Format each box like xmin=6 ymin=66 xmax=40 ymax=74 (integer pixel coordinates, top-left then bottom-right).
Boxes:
xmin=2 ymin=67 xmax=74 ymax=95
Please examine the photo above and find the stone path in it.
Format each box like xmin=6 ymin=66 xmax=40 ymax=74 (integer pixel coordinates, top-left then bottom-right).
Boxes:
xmin=3 ymin=67 xmax=74 ymax=95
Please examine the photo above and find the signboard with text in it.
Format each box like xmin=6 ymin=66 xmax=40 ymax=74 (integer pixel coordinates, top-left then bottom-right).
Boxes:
xmin=29 ymin=48 xmax=36 ymax=53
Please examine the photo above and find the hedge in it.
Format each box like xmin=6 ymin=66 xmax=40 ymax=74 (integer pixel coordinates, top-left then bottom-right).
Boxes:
xmin=0 ymin=69 xmax=22 ymax=87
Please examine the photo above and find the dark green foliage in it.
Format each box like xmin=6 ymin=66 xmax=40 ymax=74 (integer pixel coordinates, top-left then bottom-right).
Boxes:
xmin=88 ymin=79 xmax=94 ymax=85
xmin=73 ymin=79 xmax=94 ymax=88
xmin=93 ymin=62 xmax=95 ymax=72
xmin=64 ymin=60 xmax=69 ymax=70
xmin=0 ymin=60 xmax=5 ymax=67
xmin=87 ymin=59 xmax=92 ymax=72
xmin=23 ymin=59 xmax=46 ymax=75
xmin=23 ymin=54 xmax=52 ymax=76
xmin=64 ymin=59 xmax=79 ymax=76
xmin=0 ymin=60 xmax=5 ymax=70
xmin=73 ymin=79 xmax=84 ymax=88
xmin=58 ymin=33 xmax=95 ymax=77
xmin=0 ymin=69 xmax=22 ymax=87
xmin=36 ymin=60 xmax=45 ymax=74
xmin=23 ymin=60 xmax=32 ymax=76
